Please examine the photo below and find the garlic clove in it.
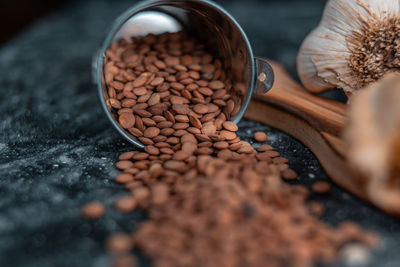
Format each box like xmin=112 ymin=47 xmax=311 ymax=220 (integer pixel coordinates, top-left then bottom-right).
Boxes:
xmin=297 ymin=0 xmax=400 ymax=96
xmin=344 ymin=72 xmax=400 ymax=212
xmin=297 ymin=27 xmax=336 ymax=93
xmin=298 ymin=25 xmax=353 ymax=93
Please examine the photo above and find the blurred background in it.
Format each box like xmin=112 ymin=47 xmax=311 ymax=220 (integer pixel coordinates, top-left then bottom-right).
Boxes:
xmin=0 ymin=0 xmax=326 ymax=45
xmin=0 ymin=0 xmax=64 ymax=44
xmin=0 ymin=0 xmax=328 ymax=80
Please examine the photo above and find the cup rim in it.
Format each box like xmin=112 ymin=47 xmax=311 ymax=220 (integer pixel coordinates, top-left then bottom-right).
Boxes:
xmin=95 ymin=0 xmax=255 ymax=148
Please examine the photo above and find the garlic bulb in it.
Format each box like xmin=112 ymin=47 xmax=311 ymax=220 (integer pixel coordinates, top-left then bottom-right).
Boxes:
xmin=344 ymin=72 xmax=400 ymax=212
xmin=297 ymin=0 xmax=400 ymax=96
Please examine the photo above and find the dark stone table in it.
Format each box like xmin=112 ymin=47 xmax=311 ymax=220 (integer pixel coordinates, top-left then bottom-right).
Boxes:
xmin=0 ymin=0 xmax=398 ymax=266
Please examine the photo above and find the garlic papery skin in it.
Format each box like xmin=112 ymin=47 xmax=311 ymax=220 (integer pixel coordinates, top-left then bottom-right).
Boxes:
xmin=297 ymin=0 xmax=400 ymax=97
xmin=344 ymin=73 xmax=400 ymax=212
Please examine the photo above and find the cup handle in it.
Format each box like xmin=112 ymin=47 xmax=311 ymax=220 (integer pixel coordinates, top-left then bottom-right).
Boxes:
xmin=254 ymin=57 xmax=275 ymax=94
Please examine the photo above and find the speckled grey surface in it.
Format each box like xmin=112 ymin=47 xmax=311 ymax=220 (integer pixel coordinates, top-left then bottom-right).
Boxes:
xmin=0 ymin=0 xmax=399 ymax=266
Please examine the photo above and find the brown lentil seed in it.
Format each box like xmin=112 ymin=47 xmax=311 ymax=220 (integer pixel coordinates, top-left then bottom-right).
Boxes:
xmin=209 ymin=80 xmax=225 ymax=89
xmin=175 ymin=115 xmax=189 ymax=123
xmin=217 ymin=149 xmax=233 ymax=160
xmin=157 ymin=121 xmax=173 ymax=129
xmin=182 ymin=142 xmax=197 ymax=155
xmin=142 ymin=117 xmax=156 ymax=127
xmin=150 ymin=77 xmax=164 ymax=86
xmin=229 ymin=142 xmax=242 ymax=151
xmin=118 ymin=113 xmax=135 ymax=129
xmin=173 ymin=123 xmax=189 ymax=130
xmin=132 ymin=73 xmax=149 ymax=87
xmin=116 ymin=161 xmax=134 ymax=170
xmin=273 ymin=157 xmax=289 ymax=164
xmin=160 ymin=148 xmax=174 ymax=155
xmin=105 ymin=233 xmax=133 ymax=253
xmin=148 ymin=93 xmax=160 ymax=106
xmin=237 ymin=145 xmax=254 ymax=154
xmin=201 ymin=123 xmax=216 ymax=136
xmin=118 ymin=151 xmax=135 ymax=160
xmin=181 ymin=133 xmax=197 ymax=144
xmin=132 ymin=152 xmax=149 ymax=160
xmin=164 ymin=160 xmax=186 ymax=172
xmin=312 ymin=181 xmax=331 ymax=194
xmin=222 ymin=121 xmax=238 ymax=132
xmin=220 ymin=130 xmax=237 ymax=141
xmin=264 ymin=150 xmax=280 ymax=158
xmin=189 ymin=115 xmax=202 ymax=129
xmin=154 ymin=141 xmax=169 ymax=148
xmin=115 ymin=173 xmax=134 ymax=184
xmin=254 ymin=131 xmax=268 ymax=142
xmin=81 ymin=202 xmax=105 ymax=219
xmin=160 ymin=128 xmax=175 ymax=136
xmin=144 ymin=145 xmax=160 ymax=155
xmin=144 ymin=127 xmax=160 ymax=138
xmin=257 ymin=144 xmax=274 ymax=151
xmin=170 ymin=82 xmax=185 ymax=90
xmin=173 ymin=150 xmax=189 ymax=161
xmin=213 ymin=141 xmax=229 ymax=150
xmin=115 ymin=196 xmax=137 ymax=213
xmin=172 ymin=104 xmax=190 ymax=115
xmin=198 ymin=87 xmax=213 ymax=96
xmin=196 ymin=147 xmax=214 ymax=155
xmin=281 ymin=169 xmax=298 ymax=180
xmin=193 ymin=104 xmax=209 ymax=114
xmin=133 ymin=87 xmax=147 ymax=96
xmin=187 ymin=127 xmax=201 ymax=134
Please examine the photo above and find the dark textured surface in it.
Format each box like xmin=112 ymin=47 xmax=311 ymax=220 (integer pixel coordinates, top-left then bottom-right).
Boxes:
xmin=0 ymin=0 xmax=399 ymax=266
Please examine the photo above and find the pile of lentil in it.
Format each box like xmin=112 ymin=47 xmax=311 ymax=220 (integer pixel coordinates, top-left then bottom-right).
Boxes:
xmin=81 ymin=31 xmax=378 ymax=267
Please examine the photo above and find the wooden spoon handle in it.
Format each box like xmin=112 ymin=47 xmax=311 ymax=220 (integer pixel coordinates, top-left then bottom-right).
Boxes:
xmin=245 ymin=61 xmax=370 ymax=203
xmin=254 ymin=61 xmax=347 ymax=137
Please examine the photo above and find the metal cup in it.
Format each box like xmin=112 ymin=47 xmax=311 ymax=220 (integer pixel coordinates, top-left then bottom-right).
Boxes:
xmin=93 ymin=0 xmax=274 ymax=148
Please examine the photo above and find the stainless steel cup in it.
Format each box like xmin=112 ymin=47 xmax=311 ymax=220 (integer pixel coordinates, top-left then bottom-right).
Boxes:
xmin=93 ymin=0 xmax=274 ymax=148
